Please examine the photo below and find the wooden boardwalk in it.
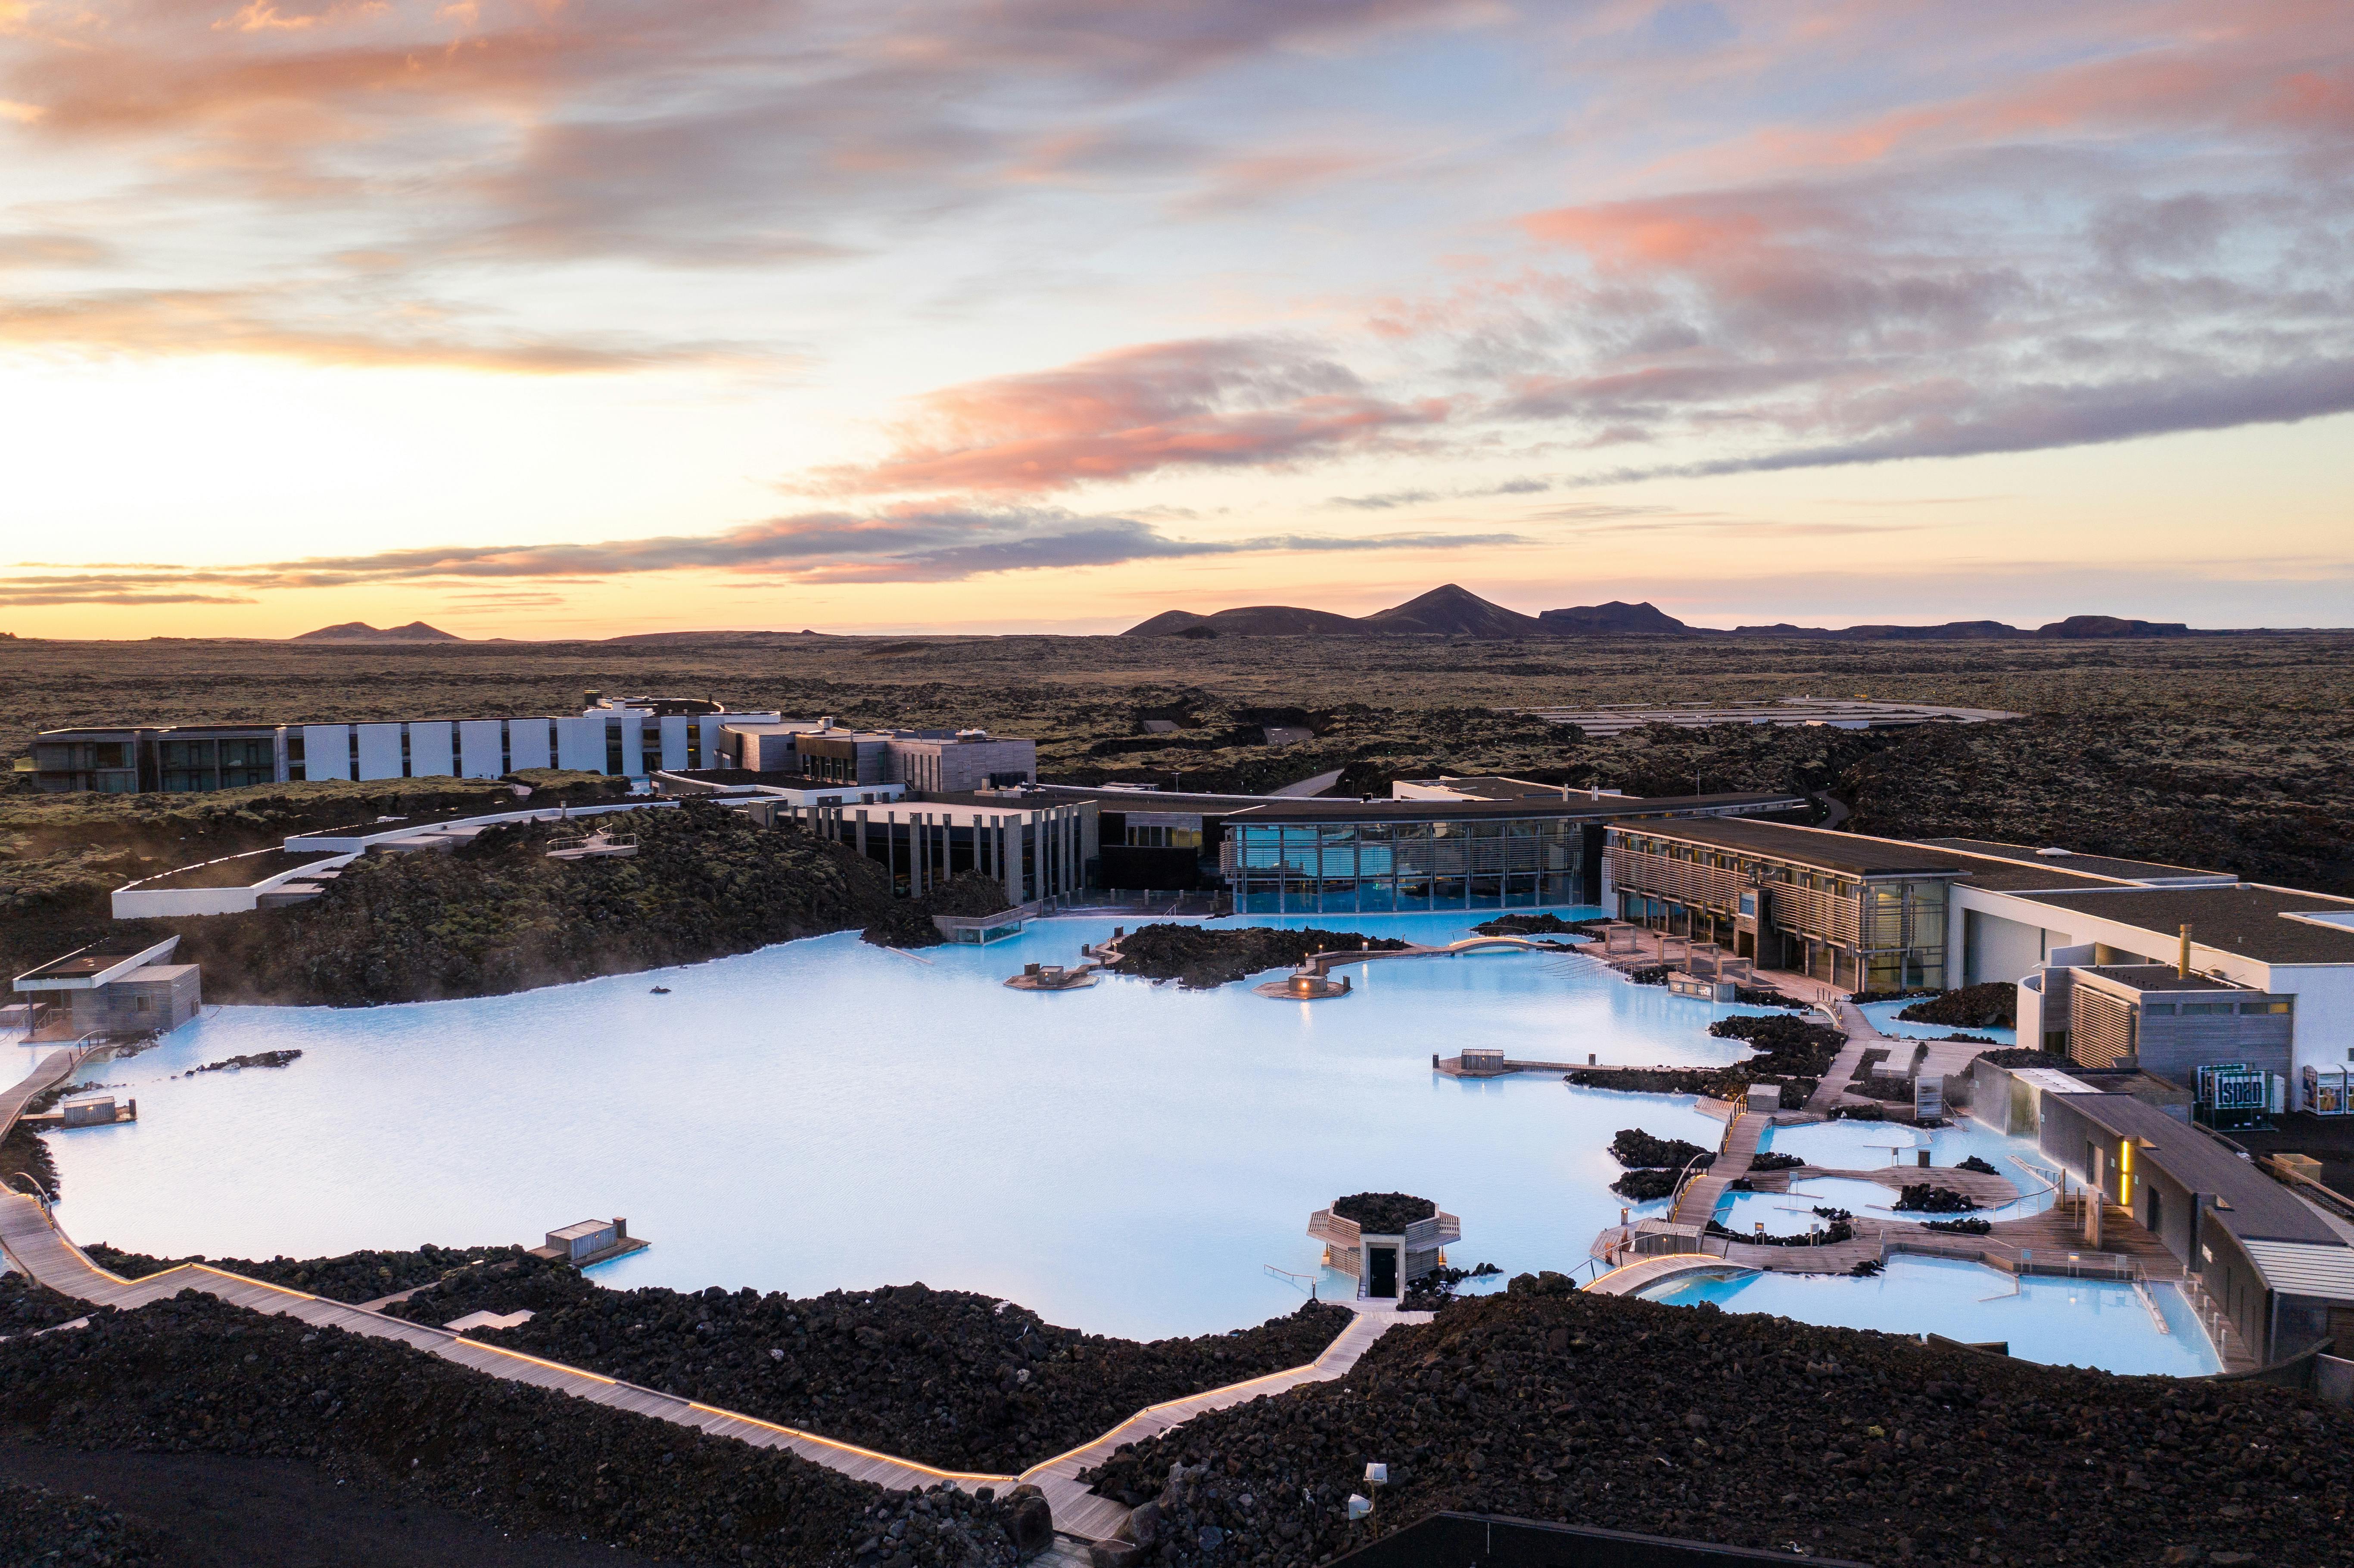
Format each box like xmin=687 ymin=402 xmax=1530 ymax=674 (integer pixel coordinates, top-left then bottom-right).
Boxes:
xmin=1017 ymin=1302 xmax=1428 ymax=1540
xmin=1670 ymin=1111 xmax=1766 ymax=1227
xmin=1806 ymin=1000 xmax=1884 ymax=1113
xmin=0 ymin=1045 xmax=1430 ymax=1541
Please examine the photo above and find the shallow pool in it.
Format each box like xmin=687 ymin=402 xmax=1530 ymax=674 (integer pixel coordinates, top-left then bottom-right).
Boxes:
xmin=1758 ymin=1118 xmax=2058 ymax=1216
xmin=35 ymin=909 xmax=1792 ymax=1340
xmin=1641 ymin=1254 xmax=2218 ymax=1375
xmin=1859 ymin=999 xmax=2015 ymax=1046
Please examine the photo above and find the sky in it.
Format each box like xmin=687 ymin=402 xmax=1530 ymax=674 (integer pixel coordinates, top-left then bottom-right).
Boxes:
xmin=0 ymin=0 xmax=2349 ymax=638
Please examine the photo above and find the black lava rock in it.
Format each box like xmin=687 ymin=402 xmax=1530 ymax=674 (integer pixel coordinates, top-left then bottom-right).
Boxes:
xmin=1109 ymin=925 xmax=1409 ymax=988
xmin=86 ymin=1241 xmax=546 ymax=1306
xmin=1607 ymin=1129 xmax=1709 ymax=1170
xmin=1080 ymin=1289 xmax=2354 ymax=1567
xmin=1331 ymin=1193 xmax=1436 ymax=1232
xmin=396 ymin=1276 xmax=1350 ymax=1475
xmin=0 ymin=1292 xmax=1023 ymax=1567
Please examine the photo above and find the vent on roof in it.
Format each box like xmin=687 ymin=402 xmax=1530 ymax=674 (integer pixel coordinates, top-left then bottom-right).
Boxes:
xmin=2035 ymin=846 xmax=2074 ymax=857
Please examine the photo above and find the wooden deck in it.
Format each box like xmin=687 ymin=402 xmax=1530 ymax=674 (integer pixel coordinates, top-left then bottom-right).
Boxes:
xmin=1670 ymin=1110 xmax=1767 ymax=1227
xmin=1018 ymin=1301 xmax=1428 ymax=1539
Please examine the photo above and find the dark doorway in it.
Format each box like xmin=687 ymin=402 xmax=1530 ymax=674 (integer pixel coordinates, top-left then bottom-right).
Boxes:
xmin=1369 ymin=1246 xmax=1398 ymax=1298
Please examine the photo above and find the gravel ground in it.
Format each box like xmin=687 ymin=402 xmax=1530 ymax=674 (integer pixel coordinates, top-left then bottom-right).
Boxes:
xmin=1079 ymin=1286 xmax=2354 ymax=1568
xmin=0 ymin=1477 xmax=166 ymax=1565
xmin=388 ymin=1270 xmax=1353 ymax=1474
xmin=2 ymin=1265 xmax=89 ymax=1335
xmin=0 ymin=1292 xmax=1028 ymax=1567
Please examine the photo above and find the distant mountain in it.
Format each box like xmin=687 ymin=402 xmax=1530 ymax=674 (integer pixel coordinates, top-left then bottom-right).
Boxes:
xmin=598 ymin=629 xmax=834 ymax=644
xmin=1729 ymin=620 xmax=2025 ymax=641
xmin=1121 ymin=587 xmax=2244 ymax=640
xmin=1538 ymin=600 xmax=1689 ymax=634
xmin=2035 ymin=615 xmax=2193 ymax=638
xmin=1124 ymin=605 xmax=1373 ymax=638
xmin=291 ymin=621 xmax=462 ymax=642
xmin=1362 ymin=584 xmax=1549 ymax=637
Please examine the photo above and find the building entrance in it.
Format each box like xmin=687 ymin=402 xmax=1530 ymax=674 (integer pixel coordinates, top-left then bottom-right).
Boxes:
xmin=1368 ymin=1246 xmax=1398 ymax=1298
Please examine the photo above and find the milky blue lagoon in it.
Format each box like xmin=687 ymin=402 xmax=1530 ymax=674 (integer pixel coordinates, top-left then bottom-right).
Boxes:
xmin=1859 ymin=999 xmax=2016 ymax=1045
xmin=1641 ymin=1256 xmax=2217 ymax=1376
xmin=19 ymin=912 xmax=2214 ymax=1373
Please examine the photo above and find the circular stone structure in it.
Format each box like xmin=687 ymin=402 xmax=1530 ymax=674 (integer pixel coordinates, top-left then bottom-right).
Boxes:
xmin=1308 ymin=1192 xmax=1460 ymax=1300
xmin=1253 ymin=971 xmax=1351 ymax=1000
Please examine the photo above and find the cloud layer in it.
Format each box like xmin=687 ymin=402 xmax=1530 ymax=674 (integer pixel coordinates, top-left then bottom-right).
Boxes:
xmin=3 ymin=0 xmax=2349 ymax=623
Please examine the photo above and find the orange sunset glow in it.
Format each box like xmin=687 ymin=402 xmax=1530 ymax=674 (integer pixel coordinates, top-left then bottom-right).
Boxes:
xmin=1 ymin=0 xmax=2349 ymax=637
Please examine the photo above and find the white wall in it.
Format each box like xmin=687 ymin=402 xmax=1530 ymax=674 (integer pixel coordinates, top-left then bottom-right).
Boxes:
xmin=660 ymin=715 xmax=690 ymax=771
xmin=302 ymin=724 xmax=352 ymax=781
xmin=508 ymin=719 xmax=552 ymax=772
xmin=2267 ymin=967 xmax=2354 ymax=1095
xmin=556 ymin=716 xmax=605 ymax=772
xmin=458 ymin=719 xmax=504 ymax=778
xmin=1964 ymin=908 xmax=2049 ymax=986
xmin=408 ymin=721 xmax=455 ymax=778
xmin=355 ymin=723 xmax=404 ymax=781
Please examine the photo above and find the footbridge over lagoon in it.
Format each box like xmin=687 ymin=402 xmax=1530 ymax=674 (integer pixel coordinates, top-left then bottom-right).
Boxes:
xmin=0 ymin=1047 xmax=1429 ymax=1551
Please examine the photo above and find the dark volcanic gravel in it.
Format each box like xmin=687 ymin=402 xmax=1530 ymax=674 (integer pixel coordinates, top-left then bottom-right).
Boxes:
xmin=0 ymin=1292 xmax=1023 ymax=1568
xmin=1 ymin=1266 xmax=89 ymax=1335
xmin=1079 ymin=1287 xmax=2354 ymax=1568
xmin=84 ymin=1241 xmax=549 ymax=1305
xmin=391 ymin=1272 xmax=1353 ymax=1474
xmin=1110 ymin=924 xmax=1408 ymax=988
xmin=0 ymin=1478 xmax=166 ymax=1565
xmin=1330 ymin=1192 xmax=1436 ymax=1232
xmin=1899 ymin=982 xmax=2018 ymax=1030
xmin=1608 ymin=1129 xmax=1709 ymax=1170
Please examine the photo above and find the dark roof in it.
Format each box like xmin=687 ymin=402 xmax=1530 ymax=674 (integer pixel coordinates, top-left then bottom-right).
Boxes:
xmin=1392 ymin=775 xmax=1588 ymax=801
xmin=2076 ymin=965 xmax=2244 ymax=993
xmin=1236 ymin=791 xmax=1805 ymax=824
xmin=16 ymin=937 xmax=174 ymax=984
xmin=1937 ymin=859 xmax=2133 ymax=893
xmin=130 ymin=849 xmax=346 ymax=891
xmin=660 ymin=767 xmax=783 ymax=787
xmin=1916 ymin=837 xmax=2233 ymax=883
xmin=1605 ymin=817 xmax=1972 ymax=875
xmin=2007 ymin=884 xmax=2354 ymax=967
xmin=2050 ymin=1093 xmax=2343 ymax=1246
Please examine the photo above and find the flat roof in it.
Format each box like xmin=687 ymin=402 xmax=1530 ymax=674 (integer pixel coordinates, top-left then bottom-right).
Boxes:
xmin=2008 ymin=884 xmax=2354 ymax=967
xmin=14 ymin=936 xmax=180 ymax=990
xmin=547 ymin=1219 xmax=614 ymax=1241
xmin=1606 ymin=817 xmax=1972 ymax=876
xmin=1916 ymin=837 xmax=2233 ymax=884
xmin=2051 ymin=1092 xmax=2342 ymax=1246
xmin=2077 ymin=964 xmax=2246 ymax=993
xmin=2241 ymin=1239 xmax=2354 ymax=1304
xmin=1236 ymin=790 xmax=1806 ymax=824
xmin=1393 ymin=775 xmax=1619 ymax=801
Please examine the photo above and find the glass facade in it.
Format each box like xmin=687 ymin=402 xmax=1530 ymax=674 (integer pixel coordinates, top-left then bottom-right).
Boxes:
xmin=1224 ymin=816 xmax=1583 ymax=914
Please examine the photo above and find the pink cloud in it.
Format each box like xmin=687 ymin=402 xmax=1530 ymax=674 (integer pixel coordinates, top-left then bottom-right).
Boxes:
xmin=814 ymin=339 xmax=1451 ymax=496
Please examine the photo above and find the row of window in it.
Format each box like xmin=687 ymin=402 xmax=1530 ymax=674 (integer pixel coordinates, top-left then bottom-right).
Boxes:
xmin=2145 ymin=999 xmax=2291 ymax=1016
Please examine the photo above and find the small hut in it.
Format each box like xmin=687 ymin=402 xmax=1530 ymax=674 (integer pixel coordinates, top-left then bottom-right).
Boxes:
xmin=1308 ymin=1192 xmax=1462 ymax=1299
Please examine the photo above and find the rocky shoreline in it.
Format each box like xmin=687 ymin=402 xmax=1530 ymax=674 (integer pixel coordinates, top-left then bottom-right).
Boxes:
xmin=1107 ymin=924 xmax=1408 ymax=989
xmin=383 ymin=1267 xmax=1354 ymax=1474
xmin=85 ymin=1241 xmax=546 ymax=1304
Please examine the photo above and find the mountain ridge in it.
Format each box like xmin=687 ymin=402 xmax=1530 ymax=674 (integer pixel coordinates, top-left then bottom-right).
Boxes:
xmin=290 ymin=621 xmax=463 ymax=643
xmin=1120 ymin=587 xmax=2223 ymax=639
